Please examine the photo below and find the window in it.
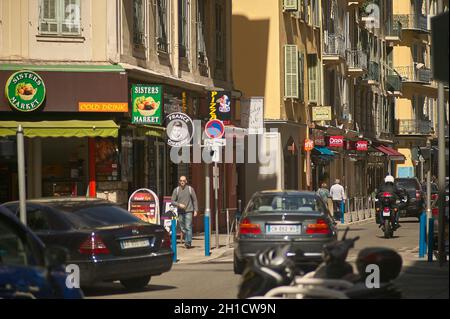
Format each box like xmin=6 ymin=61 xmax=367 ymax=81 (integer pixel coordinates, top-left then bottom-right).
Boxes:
xmin=156 ymin=0 xmax=169 ymax=53
xmin=215 ymin=2 xmax=225 ymax=64
xmin=298 ymin=52 xmax=305 ymax=102
xmin=133 ymin=0 xmax=145 ymax=46
xmin=284 ymin=45 xmax=299 ymax=99
xmin=39 ymin=0 xmax=81 ymax=36
xmin=197 ymin=0 xmax=207 ymax=62
xmin=308 ymin=54 xmax=319 ymax=103
xmin=179 ymin=0 xmax=189 ymax=58
xmin=0 ymin=218 xmax=34 ymax=266
xmin=247 ymin=194 xmax=327 ymax=213
xmin=311 ymin=0 xmax=320 ymax=27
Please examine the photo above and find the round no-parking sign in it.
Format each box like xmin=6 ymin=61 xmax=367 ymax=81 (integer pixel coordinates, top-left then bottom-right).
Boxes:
xmin=205 ymin=119 xmax=225 ymax=139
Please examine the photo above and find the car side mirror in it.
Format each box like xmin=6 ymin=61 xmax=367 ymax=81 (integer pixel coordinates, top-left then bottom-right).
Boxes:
xmin=45 ymin=246 xmax=68 ymax=270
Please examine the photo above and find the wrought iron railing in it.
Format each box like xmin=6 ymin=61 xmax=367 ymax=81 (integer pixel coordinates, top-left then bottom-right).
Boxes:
xmin=394 ymin=14 xmax=428 ymax=32
xmin=324 ymin=34 xmax=346 ymax=58
xmin=364 ymin=61 xmax=380 ymax=82
xmin=346 ymin=50 xmax=368 ymax=70
xmin=386 ymin=20 xmax=402 ymax=39
xmin=396 ymin=119 xmax=433 ymax=135
xmin=396 ymin=65 xmax=432 ymax=83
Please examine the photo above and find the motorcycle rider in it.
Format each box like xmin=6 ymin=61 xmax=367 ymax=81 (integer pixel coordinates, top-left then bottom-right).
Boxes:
xmin=376 ymin=175 xmax=404 ymax=229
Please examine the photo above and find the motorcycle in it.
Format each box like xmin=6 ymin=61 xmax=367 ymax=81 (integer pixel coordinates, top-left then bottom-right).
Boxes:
xmin=375 ymin=192 xmax=407 ymax=239
xmin=238 ymin=228 xmax=403 ymax=299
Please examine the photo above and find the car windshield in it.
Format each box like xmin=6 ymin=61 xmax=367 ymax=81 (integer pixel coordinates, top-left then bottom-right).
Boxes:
xmin=54 ymin=204 xmax=143 ymax=229
xmin=247 ymin=194 xmax=325 ymax=213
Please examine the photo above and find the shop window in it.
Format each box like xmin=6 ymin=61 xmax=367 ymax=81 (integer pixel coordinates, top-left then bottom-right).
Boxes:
xmin=95 ymin=138 xmax=120 ymax=182
xmin=39 ymin=0 xmax=81 ymax=36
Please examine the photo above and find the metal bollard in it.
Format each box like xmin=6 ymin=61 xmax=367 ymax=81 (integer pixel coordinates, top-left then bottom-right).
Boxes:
xmin=226 ymin=209 xmax=230 ymax=248
xmin=340 ymin=200 xmax=345 ymax=224
xmin=205 ymin=214 xmax=210 ymax=257
xmin=419 ymin=212 xmax=427 ymax=258
xmin=171 ymin=218 xmax=177 ymax=263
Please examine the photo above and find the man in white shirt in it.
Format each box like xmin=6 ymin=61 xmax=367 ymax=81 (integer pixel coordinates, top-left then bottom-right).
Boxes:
xmin=329 ymin=179 xmax=346 ymax=220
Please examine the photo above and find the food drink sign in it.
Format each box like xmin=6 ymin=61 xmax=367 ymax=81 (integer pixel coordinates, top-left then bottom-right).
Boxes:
xmin=5 ymin=70 xmax=46 ymax=112
xmin=131 ymin=85 xmax=163 ymax=125
xmin=128 ymin=189 xmax=160 ymax=225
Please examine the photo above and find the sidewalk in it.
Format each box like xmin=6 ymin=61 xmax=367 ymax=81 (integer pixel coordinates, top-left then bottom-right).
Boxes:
xmin=173 ymin=233 xmax=234 ymax=264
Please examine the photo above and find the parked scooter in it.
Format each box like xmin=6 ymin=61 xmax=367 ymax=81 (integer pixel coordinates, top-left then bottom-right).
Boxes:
xmin=237 ymin=228 xmax=403 ymax=299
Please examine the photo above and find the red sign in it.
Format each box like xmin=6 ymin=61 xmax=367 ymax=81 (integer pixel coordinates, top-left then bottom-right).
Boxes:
xmin=304 ymin=139 xmax=314 ymax=152
xmin=356 ymin=140 xmax=368 ymax=151
xmin=329 ymin=136 xmax=344 ymax=148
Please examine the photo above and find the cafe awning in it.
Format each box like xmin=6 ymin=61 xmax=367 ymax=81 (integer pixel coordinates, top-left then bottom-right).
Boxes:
xmin=0 ymin=120 xmax=119 ymax=138
xmin=313 ymin=146 xmax=335 ymax=156
xmin=375 ymin=145 xmax=405 ymax=161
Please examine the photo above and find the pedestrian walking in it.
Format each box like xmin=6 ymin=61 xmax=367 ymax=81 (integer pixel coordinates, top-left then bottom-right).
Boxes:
xmin=330 ymin=179 xmax=346 ymax=220
xmin=171 ymin=176 xmax=199 ymax=249
xmin=317 ymin=183 xmax=330 ymax=203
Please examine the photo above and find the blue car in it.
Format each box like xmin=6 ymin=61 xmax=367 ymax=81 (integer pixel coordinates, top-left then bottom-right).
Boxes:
xmin=0 ymin=206 xmax=83 ymax=299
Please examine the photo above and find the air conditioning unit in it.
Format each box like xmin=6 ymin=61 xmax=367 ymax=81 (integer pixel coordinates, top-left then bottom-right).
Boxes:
xmin=283 ymin=0 xmax=298 ymax=12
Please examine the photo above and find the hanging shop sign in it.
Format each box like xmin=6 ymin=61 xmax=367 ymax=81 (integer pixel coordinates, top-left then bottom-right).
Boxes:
xmin=5 ymin=70 xmax=46 ymax=112
xmin=312 ymin=106 xmax=332 ymax=121
xmin=209 ymin=91 xmax=232 ymax=125
xmin=131 ymin=84 xmax=163 ymax=125
xmin=165 ymin=112 xmax=194 ymax=147
xmin=304 ymin=139 xmax=314 ymax=152
xmin=328 ymin=135 xmax=344 ymax=148
xmin=356 ymin=140 xmax=369 ymax=151
xmin=128 ymin=188 xmax=160 ymax=224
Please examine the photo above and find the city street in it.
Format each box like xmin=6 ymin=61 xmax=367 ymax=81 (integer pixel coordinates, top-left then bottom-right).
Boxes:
xmin=84 ymin=218 xmax=448 ymax=299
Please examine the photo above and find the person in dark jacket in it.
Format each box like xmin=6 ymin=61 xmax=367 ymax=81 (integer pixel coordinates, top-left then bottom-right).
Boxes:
xmin=376 ymin=175 xmax=405 ymax=229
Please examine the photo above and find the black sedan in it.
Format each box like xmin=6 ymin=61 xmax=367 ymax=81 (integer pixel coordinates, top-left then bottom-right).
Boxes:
xmin=1 ymin=198 xmax=173 ymax=290
xmin=233 ymin=191 xmax=338 ymax=274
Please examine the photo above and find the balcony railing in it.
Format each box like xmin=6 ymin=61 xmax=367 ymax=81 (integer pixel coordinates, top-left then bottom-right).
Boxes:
xmin=386 ymin=20 xmax=402 ymax=39
xmin=346 ymin=50 xmax=368 ymax=70
xmin=324 ymin=34 xmax=346 ymax=58
xmin=394 ymin=14 xmax=428 ymax=33
xmin=384 ymin=64 xmax=403 ymax=93
xmin=396 ymin=65 xmax=432 ymax=84
xmin=396 ymin=119 xmax=433 ymax=135
xmin=363 ymin=61 xmax=380 ymax=83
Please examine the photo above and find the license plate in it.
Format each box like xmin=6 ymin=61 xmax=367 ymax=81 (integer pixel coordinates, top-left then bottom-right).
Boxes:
xmin=120 ymin=239 xmax=150 ymax=249
xmin=383 ymin=211 xmax=391 ymax=217
xmin=266 ymin=224 xmax=301 ymax=235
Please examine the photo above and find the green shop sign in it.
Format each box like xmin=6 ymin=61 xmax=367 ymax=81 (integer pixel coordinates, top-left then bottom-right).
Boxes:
xmin=131 ymin=85 xmax=163 ymax=125
xmin=5 ymin=70 xmax=46 ymax=112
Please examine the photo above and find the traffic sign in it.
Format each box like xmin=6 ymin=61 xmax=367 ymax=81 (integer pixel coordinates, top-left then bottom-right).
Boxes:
xmin=205 ymin=119 xmax=225 ymax=139
xmin=304 ymin=139 xmax=314 ymax=152
xmin=204 ymin=138 xmax=226 ymax=147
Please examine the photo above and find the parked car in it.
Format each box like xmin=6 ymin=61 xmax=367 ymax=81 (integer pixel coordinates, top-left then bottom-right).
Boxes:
xmin=1 ymin=197 xmax=173 ymax=290
xmin=0 ymin=206 xmax=83 ymax=299
xmin=394 ymin=178 xmax=425 ymax=220
xmin=233 ymin=190 xmax=338 ymax=275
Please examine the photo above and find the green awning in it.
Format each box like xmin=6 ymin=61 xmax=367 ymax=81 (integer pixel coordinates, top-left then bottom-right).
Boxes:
xmin=136 ymin=125 xmax=166 ymax=138
xmin=0 ymin=120 xmax=119 ymax=138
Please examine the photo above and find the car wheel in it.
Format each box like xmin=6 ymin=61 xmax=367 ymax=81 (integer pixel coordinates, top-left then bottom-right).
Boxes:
xmin=120 ymin=276 xmax=151 ymax=290
xmin=233 ymin=254 xmax=246 ymax=275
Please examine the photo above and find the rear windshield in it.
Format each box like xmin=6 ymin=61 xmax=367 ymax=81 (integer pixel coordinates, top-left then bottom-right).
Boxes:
xmin=56 ymin=205 xmax=143 ymax=229
xmin=247 ymin=194 xmax=326 ymax=213
xmin=422 ymin=184 xmax=439 ymax=192
xmin=395 ymin=179 xmax=419 ymax=190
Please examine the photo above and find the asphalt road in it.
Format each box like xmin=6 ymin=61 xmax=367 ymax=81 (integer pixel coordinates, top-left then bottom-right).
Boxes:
xmin=85 ymin=218 xmax=442 ymax=299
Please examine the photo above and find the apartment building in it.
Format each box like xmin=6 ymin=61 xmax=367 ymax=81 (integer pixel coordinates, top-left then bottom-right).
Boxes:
xmin=391 ymin=0 xmax=449 ymax=179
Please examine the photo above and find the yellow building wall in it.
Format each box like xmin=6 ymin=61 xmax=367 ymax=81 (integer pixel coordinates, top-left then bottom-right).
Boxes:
xmin=393 ymin=0 xmax=414 ymax=15
xmin=232 ymin=0 xmax=281 ymax=120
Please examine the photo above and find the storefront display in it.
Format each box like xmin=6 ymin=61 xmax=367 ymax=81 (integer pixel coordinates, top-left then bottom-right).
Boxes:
xmin=95 ymin=138 xmax=120 ymax=182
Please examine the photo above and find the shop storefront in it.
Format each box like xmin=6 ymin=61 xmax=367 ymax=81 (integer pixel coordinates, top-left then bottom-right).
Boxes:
xmin=0 ymin=65 xmax=128 ymax=204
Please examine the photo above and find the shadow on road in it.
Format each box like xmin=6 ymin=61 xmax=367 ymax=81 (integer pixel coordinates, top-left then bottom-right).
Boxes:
xmin=82 ymin=283 xmax=177 ymax=297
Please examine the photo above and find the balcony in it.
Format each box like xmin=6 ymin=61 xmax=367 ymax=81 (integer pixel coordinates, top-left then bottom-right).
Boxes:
xmin=363 ymin=61 xmax=380 ymax=85
xmin=324 ymin=34 xmax=346 ymax=64
xmin=346 ymin=50 xmax=368 ymax=76
xmin=386 ymin=73 xmax=403 ymax=95
xmin=396 ymin=65 xmax=432 ymax=84
xmin=385 ymin=20 xmax=402 ymax=43
xmin=394 ymin=14 xmax=429 ymax=33
xmin=396 ymin=119 xmax=433 ymax=136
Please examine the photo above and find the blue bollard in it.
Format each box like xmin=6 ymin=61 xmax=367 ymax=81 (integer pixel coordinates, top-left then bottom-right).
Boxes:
xmin=428 ymin=217 xmax=435 ymax=262
xmin=340 ymin=200 xmax=345 ymax=224
xmin=171 ymin=218 xmax=177 ymax=263
xmin=204 ymin=215 xmax=210 ymax=257
xmin=419 ymin=212 xmax=427 ymax=258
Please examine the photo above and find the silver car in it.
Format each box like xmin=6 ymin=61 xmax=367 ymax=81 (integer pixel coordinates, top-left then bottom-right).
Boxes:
xmin=234 ymin=191 xmax=338 ymax=274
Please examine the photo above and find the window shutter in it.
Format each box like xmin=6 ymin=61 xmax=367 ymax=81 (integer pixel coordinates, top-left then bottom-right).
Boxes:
xmin=299 ymin=52 xmax=305 ymax=102
xmin=308 ymin=54 xmax=318 ymax=103
xmin=283 ymin=0 xmax=298 ymax=11
xmin=285 ymin=45 xmax=299 ymax=99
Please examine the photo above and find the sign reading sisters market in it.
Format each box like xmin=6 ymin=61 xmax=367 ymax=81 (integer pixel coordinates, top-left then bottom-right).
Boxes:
xmin=5 ymin=70 xmax=46 ymax=112
xmin=131 ymin=84 xmax=163 ymax=125
xmin=165 ymin=112 xmax=194 ymax=147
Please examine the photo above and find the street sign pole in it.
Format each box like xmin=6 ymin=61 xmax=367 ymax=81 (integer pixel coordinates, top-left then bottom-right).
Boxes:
xmin=17 ymin=125 xmax=27 ymax=226
xmin=213 ymin=161 xmax=220 ymax=249
xmin=204 ymin=162 xmax=211 ymax=256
